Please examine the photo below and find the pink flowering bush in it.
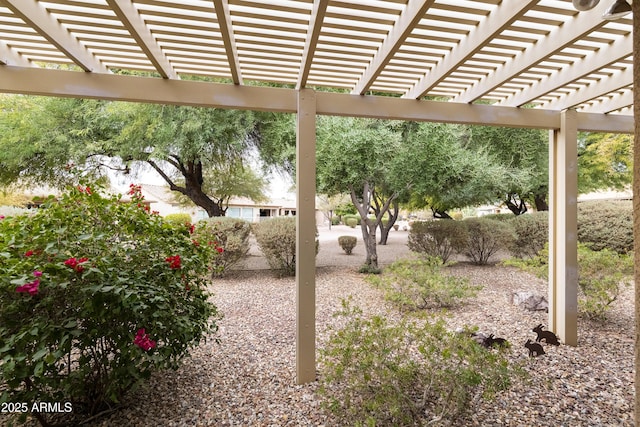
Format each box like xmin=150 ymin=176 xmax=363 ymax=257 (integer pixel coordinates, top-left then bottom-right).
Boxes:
xmin=0 ymin=183 xmax=220 ymax=425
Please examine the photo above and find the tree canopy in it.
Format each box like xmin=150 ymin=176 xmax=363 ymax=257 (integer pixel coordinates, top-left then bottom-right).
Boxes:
xmin=0 ymin=95 xmax=268 ymax=217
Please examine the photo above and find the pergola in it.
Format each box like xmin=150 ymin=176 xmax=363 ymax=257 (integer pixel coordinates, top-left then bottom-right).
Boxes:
xmin=0 ymin=0 xmax=636 ymax=389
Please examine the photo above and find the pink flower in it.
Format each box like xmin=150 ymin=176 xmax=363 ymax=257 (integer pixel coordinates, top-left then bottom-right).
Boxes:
xmin=33 ymin=270 xmax=42 ymax=277
xmin=24 ymin=250 xmax=34 ymax=257
xmin=165 ymin=255 xmax=181 ymax=270
xmin=16 ymin=279 xmax=40 ymax=296
xmin=0 ymin=215 xmax=4 ymax=220
xmin=64 ymin=257 xmax=89 ymax=273
xmin=133 ymin=328 xmax=157 ymax=351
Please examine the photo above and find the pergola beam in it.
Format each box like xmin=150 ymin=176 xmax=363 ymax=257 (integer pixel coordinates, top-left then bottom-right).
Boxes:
xmin=454 ymin=1 xmax=610 ymax=104
xmin=352 ymin=0 xmax=435 ymax=95
xmin=405 ymin=1 xmax=537 ymax=100
xmin=0 ymin=65 xmax=633 ymax=134
xmin=544 ymin=66 xmax=633 ymax=112
xmin=296 ymin=0 xmax=329 ymax=90
xmin=0 ymin=40 xmax=32 ymax=67
xmin=106 ymin=0 xmax=176 ymax=80
xmin=500 ymin=32 xmax=632 ymax=108
xmin=1 ymin=0 xmax=109 ymax=73
xmin=212 ymin=0 xmax=242 ymax=84
xmin=578 ymin=90 xmax=633 ymax=114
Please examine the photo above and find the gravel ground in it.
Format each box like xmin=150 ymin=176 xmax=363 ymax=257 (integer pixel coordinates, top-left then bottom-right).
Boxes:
xmin=3 ymin=225 xmax=634 ymax=426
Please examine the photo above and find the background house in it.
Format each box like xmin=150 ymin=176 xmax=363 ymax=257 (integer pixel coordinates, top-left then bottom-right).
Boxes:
xmin=138 ymin=184 xmax=323 ymax=224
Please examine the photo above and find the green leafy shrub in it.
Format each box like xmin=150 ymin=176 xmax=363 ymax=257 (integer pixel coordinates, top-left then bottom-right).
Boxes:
xmin=358 ymin=264 xmax=381 ymax=275
xmin=0 ymin=184 xmax=219 ymax=425
xmin=367 ymin=258 xmax=481 ymax=311
xmin=462 ymin=218 xmax=516 ymax=265
xmin=577 ymin=200 xmax=633 ymax=254
xmin=193 ymin=216 xmax=251 ymax=276
xmin=253 ymin=217 xmax=318 ymax=277
xmin=408 ymin=220 xmax=468 ymax=263
xmin=504 ymin=243 xmax=633 ymax=320
xmin=319 ymin=301 xmax=517 ymax=426
xmin=338 ymin=235 xmax=357 ymax=255
xmin=578 ymin=245 xmax=633 ymax=320
xmin=330 ymin=216 xmax=341 ymax=226
xmin=343 ymin=214 xmax=358 ymax=228
xmin=509 ymin=212 xmax=548 ymax=259
xmin=480 ymin=213 xmax=513 ymax=222
xmin=163 ymin=212 xmax=193 ymax=227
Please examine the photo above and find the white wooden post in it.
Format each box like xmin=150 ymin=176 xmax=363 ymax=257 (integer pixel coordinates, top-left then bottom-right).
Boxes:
xmin=548 ymin=109 xmax=578 ymax=346
xmin=296 ymin=88 xmax=317 ymax=383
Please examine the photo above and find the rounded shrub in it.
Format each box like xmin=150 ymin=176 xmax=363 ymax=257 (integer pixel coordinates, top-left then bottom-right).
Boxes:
xmin=194 ymin=216 xmax=252 ymax=276
xmin=319 ymin=301 xmax=518 ymax=426
xmin=338 ymin=235 xmax=357 ymax=255
xmin=253 ymin=217 xmax=318 ymax=277
xmin=462 ymin=217 xmax=516 ymax=265
xmin=367 ymin=257 xmax=481 ymax=311
xmin=509 ymin=212 xmax=548 ymax=259
xmin=577 ymin=200 xmax=633 ymax=254
xmin=344 ymin=216 xmax=358 ymax=228
xmin=0 ymin=184 xmax=219 ymax=425
xmin=407 ymin=219 xmax=468 ymax=263
xmin=163 ymin=212 xmax=193 ymax=227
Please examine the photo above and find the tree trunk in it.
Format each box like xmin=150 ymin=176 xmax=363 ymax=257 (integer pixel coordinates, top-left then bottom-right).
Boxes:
xmin=378 ymin=199 xmax=399 ymax=245
xmin=350 ymin=185 xmax=379 ymax=271
xmin=432 ymin=208 xmax=452 ymax=219
xmin=505 ymin=194 xmax=527 ymax=215
xmin=533 ymin=193 xmax=549 ymax=211
xmin=147 ymin=158 xmax=224 ymax=217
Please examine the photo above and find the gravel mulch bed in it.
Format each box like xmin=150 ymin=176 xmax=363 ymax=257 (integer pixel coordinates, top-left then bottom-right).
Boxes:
xmin=2 ymin=226 xmax=634 ymax=426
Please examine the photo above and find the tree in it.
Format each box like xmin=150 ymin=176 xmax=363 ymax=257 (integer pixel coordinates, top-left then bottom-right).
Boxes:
xmin=392 ymin=122 xmax=513 ymax=218
xmin=316 ymin=193 xmax=351 ymax=230
xmin=171 ymin=160 xmax=269 ymax=214
xmin=0 ymin=95 xmax=265 ymax=217
xmin=578 ymin=132 xmax=633 ymax=193
xmin=465 ymin=125 xmax=549 ymax=214
xmin=316 ymin=116 xmax=404 ymax=271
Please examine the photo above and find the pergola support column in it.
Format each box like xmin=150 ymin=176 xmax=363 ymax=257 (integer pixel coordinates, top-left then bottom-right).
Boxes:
xmin=295 ymin=88 xmax=317 ymax=384
xmin=548 ymin=109 xmax=578 ymax=346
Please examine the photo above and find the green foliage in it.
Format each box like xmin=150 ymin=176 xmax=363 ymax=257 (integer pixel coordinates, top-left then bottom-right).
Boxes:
xmin=344 ymin=216 xmax=358 ymax=228
xmin=466 ymin=125 xmax=549 ymax=212
xmin=578 ymin=132 xmax=633 ymax=193
xmin=334 ymin=202 xmax=357 ymax=217
xmin=393 ymin=123 xmax=520 ymax=213
xmin=480 ymin=213 xmax=513 ymax=222
xmin=338 ymin=236 xmax=357 ymax=255
xmin=319 ymin=301 xmax=517 ymax=426
xmin=0 ymin=184 xmax=219 ymax=424
xmin=502 ymin=245 xmax=549 ymax=280
xmin=193 ymin=217 xmax=252 ymax=276
xmin=253 ymin=217 xmax=318 ymax=277
xmin=504 ymin=243 xmax=633 ymax=320
xmin=577 ymin=200 xmax=633 ymax=254
xmin=509 ymin=212 xmax=549 ymax=259
xmin=163 ymin=213 xmax=193 ymax=227
xmin=577 ymin=245 xmax=633 ymax=321
xmin=407 ymin=220 xmax=468 ymax=263
xmin=462 ymin=218 xmax=516 ymax=265
xmin=0 ymin=95 xmax=269 ymax=217
xmin=367 ymin=258 xmax=481 ymax=311
xmin=358 ymin=264 xmax=382 ymax=275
